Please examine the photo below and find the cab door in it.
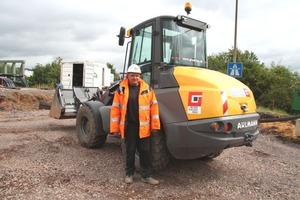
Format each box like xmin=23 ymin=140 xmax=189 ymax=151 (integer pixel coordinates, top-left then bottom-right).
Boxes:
xmin=129 ymin=22 xmax=154 ymax=86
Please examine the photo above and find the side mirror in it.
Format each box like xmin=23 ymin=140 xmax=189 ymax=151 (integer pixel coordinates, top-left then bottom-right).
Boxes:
xmin=118 ymin=27 xmax=126 ymax=46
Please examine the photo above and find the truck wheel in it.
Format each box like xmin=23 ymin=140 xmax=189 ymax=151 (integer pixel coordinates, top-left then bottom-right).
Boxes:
xmin=121 ymin=130 xmax=171 ymax=171
xmin=201 ymin=150 xmax=223 ymax=160
xmin=150 ymin=130 xmax=171 ymax=171
xmin=76 ymin=105 xmax=107 ymax=149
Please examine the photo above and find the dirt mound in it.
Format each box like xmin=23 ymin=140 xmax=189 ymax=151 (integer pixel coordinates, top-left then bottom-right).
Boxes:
xmin=0 ymin=88 xmax=54 ymax=113
xmin=259 ymin=112 xmax=300 ymax=143
xmin=260 ymin=121 xmax=299 ymax=143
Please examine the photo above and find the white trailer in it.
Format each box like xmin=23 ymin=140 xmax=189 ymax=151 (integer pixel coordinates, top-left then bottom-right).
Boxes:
xmin=60 ymin=61 xmax=112 ymax=89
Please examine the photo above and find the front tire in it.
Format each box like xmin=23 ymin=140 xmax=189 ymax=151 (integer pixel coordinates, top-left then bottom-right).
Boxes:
xmin=121 ymin=130 xmax=171 ymax=171
xmin=150 ymin=131 xmax=171 ymax=171
xmin=76 ymin=105 xmax=107 ymax=148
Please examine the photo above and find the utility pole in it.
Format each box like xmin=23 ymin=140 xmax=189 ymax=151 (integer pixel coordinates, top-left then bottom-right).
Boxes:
xmin=233 ymin=0 xmax=238 ymax=62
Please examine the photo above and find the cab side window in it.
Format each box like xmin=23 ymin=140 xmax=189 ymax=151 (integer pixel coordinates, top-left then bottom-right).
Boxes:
xmin=131 ymin=25 xmax=152 ymax=85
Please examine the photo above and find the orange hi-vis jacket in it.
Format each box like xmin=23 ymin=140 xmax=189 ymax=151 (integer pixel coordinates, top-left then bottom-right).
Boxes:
xmin=110 ymin=78 xmax=160 ymax=139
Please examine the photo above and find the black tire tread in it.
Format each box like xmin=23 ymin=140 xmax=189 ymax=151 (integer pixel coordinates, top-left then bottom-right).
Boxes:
xmin=76 ymin=105 xmax=107 ymax=149
xmin=150 ymin=131 xmax=171 ymax=171
xmin=120 ymin=130 xmax=171 ymax=171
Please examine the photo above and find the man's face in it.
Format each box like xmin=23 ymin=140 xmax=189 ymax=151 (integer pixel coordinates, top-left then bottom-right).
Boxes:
xmin=127 ymin=73 xmax=140 ymax=86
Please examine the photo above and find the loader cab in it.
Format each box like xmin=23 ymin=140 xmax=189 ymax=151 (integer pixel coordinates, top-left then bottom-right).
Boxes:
xmin=119 ymin=15 xmax=209 ymax=88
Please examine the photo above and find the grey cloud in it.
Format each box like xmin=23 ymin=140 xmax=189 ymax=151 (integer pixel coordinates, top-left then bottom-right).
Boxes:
xmin=1 ymin=0 xmax=299 ymax=72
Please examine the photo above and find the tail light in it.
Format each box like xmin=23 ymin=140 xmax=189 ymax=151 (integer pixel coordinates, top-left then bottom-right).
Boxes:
xmin=225 ymin=123 xmax=233 ymax=132
xmin=210 ymin=122 xmax=232 ymax=132
xmin=210 ymin=122 xmax=221 ymax=132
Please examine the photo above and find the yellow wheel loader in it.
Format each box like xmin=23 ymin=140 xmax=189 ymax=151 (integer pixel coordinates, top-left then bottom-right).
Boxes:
xmin=50 ymin=3 xmax=259 ymax=170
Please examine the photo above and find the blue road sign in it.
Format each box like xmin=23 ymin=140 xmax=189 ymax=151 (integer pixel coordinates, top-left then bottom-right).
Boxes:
xmin=227 ymin=62 xmax=243 ymax=78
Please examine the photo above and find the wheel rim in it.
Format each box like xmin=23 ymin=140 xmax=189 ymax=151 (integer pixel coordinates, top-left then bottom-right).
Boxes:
xmin=81 ymin=116 xmax=90 ymax=137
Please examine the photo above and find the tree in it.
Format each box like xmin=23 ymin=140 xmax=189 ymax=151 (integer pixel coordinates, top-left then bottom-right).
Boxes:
xmin=208 ymin=48 xmax=300 ymax=113
xmin=107 ymin=62 xmax=120 ymax=81
xmin=208 ymin=52 xmax=231 ymax=73
xmin=27 ymin=57 xmax=61 ymax=88
xmin=45 ymin=57 xmax=61 ymax=87
xmin=27 ymin=64 xmax=45 ymax=86
xmin=259 ymin=65 xmax=300 ymax=112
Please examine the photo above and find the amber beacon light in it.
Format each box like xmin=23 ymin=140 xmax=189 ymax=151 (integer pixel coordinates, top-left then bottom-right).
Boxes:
xmin=185 ymin=2 xmax=192 ymax=15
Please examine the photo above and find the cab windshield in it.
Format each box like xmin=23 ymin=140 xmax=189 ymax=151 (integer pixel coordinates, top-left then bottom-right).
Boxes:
xmin=162 ymin=20 xmax=207 ymax=68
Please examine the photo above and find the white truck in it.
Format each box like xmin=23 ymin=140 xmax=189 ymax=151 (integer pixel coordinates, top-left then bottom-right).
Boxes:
xmin=60 ymin=61 xmax=112 ymax=89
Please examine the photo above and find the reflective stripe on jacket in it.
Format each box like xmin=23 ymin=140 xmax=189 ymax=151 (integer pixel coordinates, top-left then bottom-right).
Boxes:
xmin=110 ymin=78 xmax=160 ymax=139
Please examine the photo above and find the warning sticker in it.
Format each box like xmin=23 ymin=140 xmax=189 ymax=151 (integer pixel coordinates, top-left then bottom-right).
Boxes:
xmin=187 ymin=92 xmax=202 ymax=114
xmin=229 ymin=88 xmax=247 ymax=97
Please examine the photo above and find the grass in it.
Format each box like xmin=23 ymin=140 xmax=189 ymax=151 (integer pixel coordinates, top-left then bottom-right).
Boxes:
xmin=257 ymin=106 xmax=288 ymax=116
xmin=32 ymin=84 xmax=55 ymax=90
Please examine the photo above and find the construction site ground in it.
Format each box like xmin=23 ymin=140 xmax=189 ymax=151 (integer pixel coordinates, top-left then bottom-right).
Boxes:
xmin=0 ymin=88 xmax=299 ymax=199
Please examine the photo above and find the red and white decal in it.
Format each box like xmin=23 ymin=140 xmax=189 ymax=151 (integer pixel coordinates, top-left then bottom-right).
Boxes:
xmin=187 ymin=92 xmax=202 ymax=114
xmin=221 ymin=91 xmax=228 ymax=115
xmin=243 ymin=88 xmax=251 ymax=97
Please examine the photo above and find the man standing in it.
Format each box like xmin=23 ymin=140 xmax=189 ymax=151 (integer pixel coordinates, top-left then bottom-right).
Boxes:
xmin=110 ymin=64 xmax=160 ymax=185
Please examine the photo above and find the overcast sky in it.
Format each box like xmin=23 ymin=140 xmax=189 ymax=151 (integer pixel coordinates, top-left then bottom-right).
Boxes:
xmin=1 ymin=0 xmax=299 ymax=72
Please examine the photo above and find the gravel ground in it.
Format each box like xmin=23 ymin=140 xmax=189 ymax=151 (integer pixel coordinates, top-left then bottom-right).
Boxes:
xmin=0 ymin=109 xmax=300 ymax=200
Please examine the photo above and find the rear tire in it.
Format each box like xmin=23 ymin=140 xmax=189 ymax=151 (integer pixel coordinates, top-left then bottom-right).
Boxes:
xmin=76 ymin=105 xmax=107 ymax=148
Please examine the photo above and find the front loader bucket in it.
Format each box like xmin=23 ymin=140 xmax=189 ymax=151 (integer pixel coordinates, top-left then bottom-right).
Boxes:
xmin=49 ymin=88 xmax=77 ymax=119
